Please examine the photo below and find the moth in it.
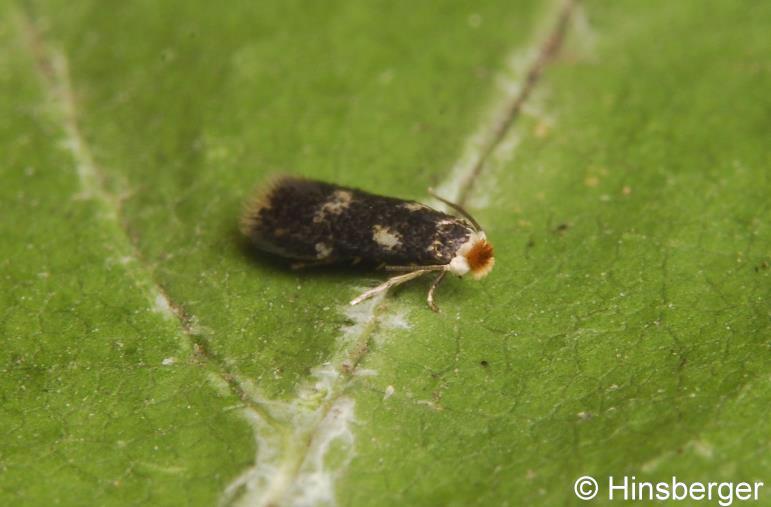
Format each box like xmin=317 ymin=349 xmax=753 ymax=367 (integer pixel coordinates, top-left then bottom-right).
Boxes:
xmin=240 ymin=176 xmax=494 ymax=311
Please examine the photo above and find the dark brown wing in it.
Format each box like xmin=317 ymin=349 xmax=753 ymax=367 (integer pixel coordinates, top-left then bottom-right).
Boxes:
xmin=241 ymin=176 xmax=474 ymax=266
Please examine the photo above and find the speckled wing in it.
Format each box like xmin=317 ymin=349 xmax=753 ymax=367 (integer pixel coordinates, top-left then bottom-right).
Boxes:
xmin=240 ymin=176 xmax=474 ymax=266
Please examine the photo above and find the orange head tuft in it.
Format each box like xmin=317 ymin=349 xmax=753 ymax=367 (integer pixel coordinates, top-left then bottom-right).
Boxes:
xmin=466 ymin=239 xmax=495 ymax=280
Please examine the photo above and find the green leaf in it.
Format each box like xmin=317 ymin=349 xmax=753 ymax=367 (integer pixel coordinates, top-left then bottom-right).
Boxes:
xmin=2 ymin=1 xmax=768 ymax=506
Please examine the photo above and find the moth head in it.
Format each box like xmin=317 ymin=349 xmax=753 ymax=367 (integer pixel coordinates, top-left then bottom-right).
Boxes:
xmin=448 ymin=231 xmax=495 ymax=279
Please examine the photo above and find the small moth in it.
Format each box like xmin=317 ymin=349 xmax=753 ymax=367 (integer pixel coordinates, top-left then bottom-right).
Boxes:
xmin=240 ymin=176 xmax=494 ymax=311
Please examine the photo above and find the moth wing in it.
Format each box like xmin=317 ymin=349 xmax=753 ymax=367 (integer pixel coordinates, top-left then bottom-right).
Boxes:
xmin=240 ymin=175 xmax=341 ymax=261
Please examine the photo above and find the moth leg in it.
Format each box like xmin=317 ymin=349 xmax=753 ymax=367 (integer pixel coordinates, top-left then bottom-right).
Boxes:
xmin=350 ymin=270 xmax=429 ymax=306
xmin=385 ymin=264 xmax=448 ymax=272
xmin=426 ymin=270 xmax=448 ymax=312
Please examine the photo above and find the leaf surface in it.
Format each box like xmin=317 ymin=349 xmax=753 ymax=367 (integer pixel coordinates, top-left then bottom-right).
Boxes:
xmin=1 ymin=1 xmax=768 ymax=506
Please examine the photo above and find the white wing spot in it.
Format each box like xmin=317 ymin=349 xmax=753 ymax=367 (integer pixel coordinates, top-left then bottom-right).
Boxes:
xmin=372 ymin=225 xmax=402 ymax=251
xmin=426 ymin=239 xmax=443 ymax=253
xmin=314 ymin=190 xmax=353 ymax=223
xmin=436 ymin=219 xmax=458 ymax=228
xmin=401 ymin=202 xmax=427 ymax=212
xmin=315 ymin=242 xmax=333 ymax=259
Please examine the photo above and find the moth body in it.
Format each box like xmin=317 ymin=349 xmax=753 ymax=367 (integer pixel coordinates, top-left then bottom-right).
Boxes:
xmin=241 ymin=176 xmax=494 ymax=311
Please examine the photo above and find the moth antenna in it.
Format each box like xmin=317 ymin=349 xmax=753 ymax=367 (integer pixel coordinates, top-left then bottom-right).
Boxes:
xmin=350 ymin=270 xmax=430 ymax=306
xmin=427 ymin=188 xmax=482 ymax=232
